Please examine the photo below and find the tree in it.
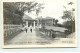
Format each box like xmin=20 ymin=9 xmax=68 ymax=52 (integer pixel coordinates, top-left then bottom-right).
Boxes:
xmin=62 ymin=2 xmax=75 ymax=32
xmin=68 ymin=2 xmax=74 ymax=5
xmin=15 ymin=2 xmax=44 ymax=14
xmin=62 ymin=10 xmax=75 ymax=21
xmin=62 ymin=2 xmax=75 ymax=21
xmin=3 ymin=2 xmax=23 ymax=24
xmin=35 ymin=4 xmax=44 ymax=18
xmin=3 ymin=2 xmax=44 ymax=25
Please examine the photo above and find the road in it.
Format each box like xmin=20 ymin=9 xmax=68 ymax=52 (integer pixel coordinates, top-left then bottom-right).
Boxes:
xmin=7 ymin=28 xmax=51 ymax=45
xmin=5 ymin=27 xmax=75 ymax=45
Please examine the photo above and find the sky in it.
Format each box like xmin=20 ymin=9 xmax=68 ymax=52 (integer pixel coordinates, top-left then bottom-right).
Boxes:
xmin=24 ymin=0 xmax=76 ymax=24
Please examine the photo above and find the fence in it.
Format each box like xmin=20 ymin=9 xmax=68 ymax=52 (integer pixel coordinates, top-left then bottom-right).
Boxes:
xmin=4 ymin=24 xmax=22 ymax=41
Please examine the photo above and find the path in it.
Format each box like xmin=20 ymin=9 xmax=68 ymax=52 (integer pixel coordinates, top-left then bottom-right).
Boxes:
xmin=7 ymin=28 xmax=51 ymax=45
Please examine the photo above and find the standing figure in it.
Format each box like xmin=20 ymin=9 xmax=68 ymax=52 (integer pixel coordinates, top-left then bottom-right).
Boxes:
xmin=30 ymin=25 xmax=32 ymax=33
xmin=25 ymin=25 xmax=28 ymax=33
xmin=30 ymin=28 xmax=32 ymax=32
xmin=26 ymin=28 xmax=27 ymax=33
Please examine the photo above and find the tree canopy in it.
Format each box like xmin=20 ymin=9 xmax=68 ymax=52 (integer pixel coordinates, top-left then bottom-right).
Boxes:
xmin=3 ymin=2 xmax=44 ymax=24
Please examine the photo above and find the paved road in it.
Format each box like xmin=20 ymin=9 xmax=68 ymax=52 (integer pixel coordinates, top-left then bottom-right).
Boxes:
xmin=7 ymin=28 xmax=51 ymax=45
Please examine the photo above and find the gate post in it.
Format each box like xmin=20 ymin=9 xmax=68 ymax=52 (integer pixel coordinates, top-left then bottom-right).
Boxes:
xmin=26 ymin=21 xmax=28 ymax=27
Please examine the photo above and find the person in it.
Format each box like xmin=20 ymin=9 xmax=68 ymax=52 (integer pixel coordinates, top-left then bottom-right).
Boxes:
xmin=30 ymin=28 xmax=32 ymax=32
xmin=25 ymin=25 xmax=28 ymax=33
xmin=30 ymin=25 xmax=32 ymax=32
xmin=26 ymin=28 xmax=27 ymax=33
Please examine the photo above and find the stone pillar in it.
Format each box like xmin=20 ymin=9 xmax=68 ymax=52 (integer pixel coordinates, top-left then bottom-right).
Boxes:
xmin=34 ymin=21 xmax=35 ymax=29
xmin=26 ymin=21 xmax=28 ymax=27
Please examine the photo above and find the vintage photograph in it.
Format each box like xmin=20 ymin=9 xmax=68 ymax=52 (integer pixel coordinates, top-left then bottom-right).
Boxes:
xmin=2 ymin=0 xmax=77 ymax=48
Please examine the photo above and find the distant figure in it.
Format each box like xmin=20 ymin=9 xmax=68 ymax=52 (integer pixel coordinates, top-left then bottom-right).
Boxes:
xmin=25 ymin=25 xmax=28 ymax=33
xmin=26 ymin=28 xmax=27 ymax=33
xmin=30 ymin=25 xmax=33 ymax=32
xmin=30 ymin=28 xmax=32 ymax=32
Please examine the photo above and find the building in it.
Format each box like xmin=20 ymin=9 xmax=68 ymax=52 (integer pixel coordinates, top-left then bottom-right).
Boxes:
xmin=22 ymin=14 xmax=37 ymax=28
xmin=22 ymin=15 xmax=58 ymax=29
xmin=38 ymin=17 xmax=58 ymax=26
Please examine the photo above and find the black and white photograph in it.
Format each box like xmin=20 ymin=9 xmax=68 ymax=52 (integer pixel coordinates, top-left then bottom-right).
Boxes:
xmin=2 ymin=0 xmax=77 ymax=48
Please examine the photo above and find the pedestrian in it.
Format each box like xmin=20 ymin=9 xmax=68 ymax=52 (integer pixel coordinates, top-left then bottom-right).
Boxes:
xmin=30 ymin=28 xmax=32 ymax=32
xmin=25 ymin=25 xmax=28 ymax=33
xmin=26 ymin=28 xmax=27 ymax=33
xmin=30 ymin=25 xmax=32 ymax=32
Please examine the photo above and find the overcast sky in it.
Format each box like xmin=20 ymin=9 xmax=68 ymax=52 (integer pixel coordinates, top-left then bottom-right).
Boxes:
xmin=24 ymin=0 xmax=76 ymax=24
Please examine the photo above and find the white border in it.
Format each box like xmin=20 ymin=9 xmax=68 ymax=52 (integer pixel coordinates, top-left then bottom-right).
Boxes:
xmin=1 ymin=0 xmax=78 ymax=48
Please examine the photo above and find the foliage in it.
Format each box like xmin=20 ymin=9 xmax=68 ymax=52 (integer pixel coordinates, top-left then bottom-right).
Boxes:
xmin=3 ymin=9 xmax=22 ymax=24
xmin=62 ymin=10 xmax=75 ymax=21
xmin=3 ymin=2 xmax=44 ymax=24
xmin=61 ymin=2 xmax=75 ymax=33
xmin=3 ymin=2 xmax=23 ymax=24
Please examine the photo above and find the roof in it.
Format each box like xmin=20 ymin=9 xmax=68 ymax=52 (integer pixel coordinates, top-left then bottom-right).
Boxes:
xmin=23 ymin=14 xmax=32 ymax=20
xmin=44 ymin=16 xmax=54 ymax=19
xmin=36 ymin=16 xmax=55 ymax=20
xmin=36 ymin=17 xmax=43 ymax=19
